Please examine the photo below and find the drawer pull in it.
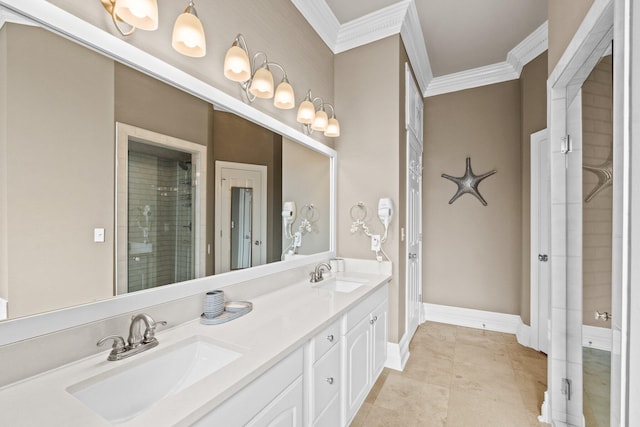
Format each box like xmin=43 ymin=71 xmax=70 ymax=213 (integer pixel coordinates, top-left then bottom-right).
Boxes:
xmin=326 ymin=334 xmax=334 ymax=342
xmin=326 ymin=377 xmax=334 ymax=385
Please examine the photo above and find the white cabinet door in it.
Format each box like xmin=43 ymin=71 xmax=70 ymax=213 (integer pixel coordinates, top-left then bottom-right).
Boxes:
xmin=247 ymin=377 xmax=303 ymax=427
xmin=371 ymin=301 xmax=388 ymax=379
xmin=344 ymin=315 xmax=371 ymax=423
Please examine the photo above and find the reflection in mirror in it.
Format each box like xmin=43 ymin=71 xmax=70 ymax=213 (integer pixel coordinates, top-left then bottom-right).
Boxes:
xmin=582 ymin=53 xmax=613 ymax=427
xmin=230 ymin=187 xmax=253 ymax=270
xmin=0 ymin=19 xmax=331 ymax=321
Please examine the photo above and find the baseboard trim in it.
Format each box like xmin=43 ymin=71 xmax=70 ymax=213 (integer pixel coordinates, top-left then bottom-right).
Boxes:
xmin=516 ymin=323 xmax=531 ymax=348
xmin=385 ymin=329 xmax=411 ymax=371
xmin=582 ymin=325 xmax=612 ymax=351
xmin=423 ymin=303 xmax=524 ymax=335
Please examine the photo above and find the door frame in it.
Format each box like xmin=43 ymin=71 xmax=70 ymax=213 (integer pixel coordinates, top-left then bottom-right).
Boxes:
xmin=214 ymin=161 xmax=267 ymax=274
xmin=544 ymin=0 xmax=617 ymax=424
xmin=115 ymin=122 xmax=207 ymax=295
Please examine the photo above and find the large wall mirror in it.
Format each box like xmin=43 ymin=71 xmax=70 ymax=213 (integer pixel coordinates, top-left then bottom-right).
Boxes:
xmin=0 ymin=2 xmax=334 ymax=332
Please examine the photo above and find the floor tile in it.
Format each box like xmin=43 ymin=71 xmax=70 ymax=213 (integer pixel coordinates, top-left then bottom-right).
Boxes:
xmin=353 ymin=322 xmax=548 ymax=427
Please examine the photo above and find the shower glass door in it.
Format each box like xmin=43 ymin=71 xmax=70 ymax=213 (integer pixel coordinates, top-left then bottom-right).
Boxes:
xmin=127 ymin=144 xmax=194 ymax=293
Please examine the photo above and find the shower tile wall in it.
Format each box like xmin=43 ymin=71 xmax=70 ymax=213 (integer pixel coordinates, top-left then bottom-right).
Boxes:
xmin=582 ymin=56 xmax=613 ymax=329
xmin=128 ymin=152 xmax=192 ymax=292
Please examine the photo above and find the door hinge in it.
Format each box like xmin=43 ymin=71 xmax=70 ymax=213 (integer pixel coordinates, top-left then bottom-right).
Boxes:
xmin=561 ymin=135 xmax=572 ymax=154
xmin=561 ymin=377 xmax=572 ymax=400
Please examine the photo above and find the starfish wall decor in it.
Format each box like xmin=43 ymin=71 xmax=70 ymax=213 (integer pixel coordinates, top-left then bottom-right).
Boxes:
xmin=583 ymin=148 xmax=613 ymax=203
xmin=441 ymin=157 xmax=496 ymax=206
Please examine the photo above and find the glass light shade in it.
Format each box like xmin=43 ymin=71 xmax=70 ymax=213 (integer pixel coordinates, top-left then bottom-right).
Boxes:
xmin=273 ymin=81 xmax=295 ymax=109
xmin=311 ymin=109 xmax=328 ymax=131
xmin=224 ymin=45 xmax=251 ymax=82
xmin=114 ymin=0 xmax=158 ymax=31
xmin=324 ymin=117 xmax=340 ymax=137
xmin=249 ymin=67 xmax=274 ymax=99
xmin=172 ymin=12 xmax=206 ymax=57
xmin=297 ymin=100 xmax=315 ymax=124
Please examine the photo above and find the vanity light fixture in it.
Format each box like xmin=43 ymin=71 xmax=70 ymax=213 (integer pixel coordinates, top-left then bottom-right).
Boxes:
xmin=172 ymin=1 xmax=206 ymax=58
xmin=296 ymin=90 xmax=340 ymax=137
xmin=223 ymin=34 xmax=296 ymax=109
xmin=101 ymin=0 xmax=159 ymax=36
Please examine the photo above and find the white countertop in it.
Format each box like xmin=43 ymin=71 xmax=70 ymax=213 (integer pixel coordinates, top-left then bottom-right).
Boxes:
xmin=0 ymin=269 xmax=390 ymax=426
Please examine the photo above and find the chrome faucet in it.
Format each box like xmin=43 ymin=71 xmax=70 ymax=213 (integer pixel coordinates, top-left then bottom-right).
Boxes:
xmin=310 ymin=262 xmax=331 ymax=283
xmin=97 ymin=313 xmax=167 ymax=361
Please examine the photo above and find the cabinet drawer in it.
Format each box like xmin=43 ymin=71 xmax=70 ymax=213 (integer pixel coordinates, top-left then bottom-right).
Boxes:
xmin=312 ymin=343 xmax=340 ymax=421
xmin=312 ymin=319 xmax=340 ymax=360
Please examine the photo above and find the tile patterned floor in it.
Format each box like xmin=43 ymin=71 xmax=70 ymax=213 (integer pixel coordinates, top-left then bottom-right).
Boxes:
xmin=351 ymin=322 xmax=549 ymax=427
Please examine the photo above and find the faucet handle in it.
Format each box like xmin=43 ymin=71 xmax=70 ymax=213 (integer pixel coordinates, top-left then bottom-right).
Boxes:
xmin=97 ymin=335 xmax=127 ymax=360
xmin=143 ymin=320 xmax=167 ymax=343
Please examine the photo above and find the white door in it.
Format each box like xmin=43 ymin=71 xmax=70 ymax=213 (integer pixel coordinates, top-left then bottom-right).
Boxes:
xmin=405 ymin=63 xmax=424 ymax=338
xmin=215 ymin=161 xmax=267 ymax=274
xmin=531 ymin=129 xmax=550 ymax=354
xmin=406 ymin=130 xmax=423 ymax=337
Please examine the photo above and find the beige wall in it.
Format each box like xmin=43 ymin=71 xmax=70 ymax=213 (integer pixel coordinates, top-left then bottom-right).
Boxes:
xmin=335 ymin=36 xmax=403 ymax=343
xmin=520 ymin=52 xmax=548 ymax=325
xmin=49 ymin=0 xmax=334 ymax=146
xmin=582 ymin=55 xmax=613 ymax=328
xmin=1 ymin=25 xmax=115 ymax=318
xmin=548 ymin=0 xmax=595 ymax=74
xmin=282 ymin=138 xmax=331 ymax=256
xmin=423 ymin=81 xmax=523 ymax=315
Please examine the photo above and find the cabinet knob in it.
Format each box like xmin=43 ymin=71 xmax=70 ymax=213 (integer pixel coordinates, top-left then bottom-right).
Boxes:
xmin=326 ymin=377 xmax=334 ymax=385
xmin=370 ymin=319 xmax=375 ymax=325
xmin=326 ymin=334 xmax=334 ymax=342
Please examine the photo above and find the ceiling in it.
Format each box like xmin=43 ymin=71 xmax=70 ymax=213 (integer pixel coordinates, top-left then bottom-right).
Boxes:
xmin=293 ymin=0 xmax=548 ymax=96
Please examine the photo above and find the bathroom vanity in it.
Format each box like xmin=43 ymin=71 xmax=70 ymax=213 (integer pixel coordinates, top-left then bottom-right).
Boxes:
xmin=0 ymin=260 xmax=390 ymax=426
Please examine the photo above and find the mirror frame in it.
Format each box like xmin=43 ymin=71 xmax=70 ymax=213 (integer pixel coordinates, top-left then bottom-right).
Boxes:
xmin=0 ymin=0 xmax=337 ymax=345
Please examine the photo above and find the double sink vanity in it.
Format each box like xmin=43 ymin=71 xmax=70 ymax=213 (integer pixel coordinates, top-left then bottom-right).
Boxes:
xmin=0 ymin=259 xmax=391 ymax=426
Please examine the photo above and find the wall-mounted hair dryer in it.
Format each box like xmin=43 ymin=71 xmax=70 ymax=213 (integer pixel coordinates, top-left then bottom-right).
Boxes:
xmin=378 ymin=197 xmax=394 ymax=241
xmin=282 ymin=201 xmax=297 ymax=226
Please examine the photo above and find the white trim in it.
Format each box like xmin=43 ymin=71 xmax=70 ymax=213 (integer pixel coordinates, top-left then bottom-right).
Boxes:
xmin=293 ymin=1 xmax=547 ymax=97
xmin=425 ymin=62 xmax=518 ymax=97
xmin=385 ymin=330 xmax=411 ymax=371
xmin=582 ymin=325 xmax=612 ymax=351
xmin=0 ymin=7 xmax=35 ymax=28
xmin=423 ymin=303 xmax=523 ymax=335
xmin=334 ymin=1 xmax=409 ymax=54
xmin=290 ymin=0 xmax=339 ymax=49
xmin=400 ymin=1 xmax=432 ymax=95
xmin=425 ymin=21 xmax=548 ymax=97
xmin=517 ymin=323 xmax=532 ymax=348
xmin=507 ymin=21 xmax=549 ymax=75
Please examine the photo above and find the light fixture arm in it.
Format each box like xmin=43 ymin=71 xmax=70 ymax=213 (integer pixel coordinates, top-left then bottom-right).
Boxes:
xmin=324 ymin=103 xmax=336 ymax=119
xmin=102 ymin=0 xmax=136 ymax=36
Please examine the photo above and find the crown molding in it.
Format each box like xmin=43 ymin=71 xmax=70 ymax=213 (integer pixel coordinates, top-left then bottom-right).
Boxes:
xmin=290 ymin=0 xmax=340 ymax=48
xmin=293 ymin=0 xmax=547 ymax=98
xmin=506 ymin=21 xmax=549 ymax=75
xmin=400 ymin=1 xmax=432 ymax=95
xmin=425 ymin=62 xmax=519 ymax=97
xmin=334 ymin=0 xmax=409 ymax=53
xmin=425 ymin=20 xmax=548 ymax=97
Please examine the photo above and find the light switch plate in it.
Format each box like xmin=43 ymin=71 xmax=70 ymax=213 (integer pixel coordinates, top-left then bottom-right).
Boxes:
xmin=94 ymin=228 xmax=105 ymax=243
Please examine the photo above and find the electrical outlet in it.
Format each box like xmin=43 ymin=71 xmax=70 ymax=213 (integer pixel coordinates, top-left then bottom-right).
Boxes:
xmin=371 ymin=234 xmax=381 ymax=251
xmin=293 ymin=231 xmax=302 ymax=247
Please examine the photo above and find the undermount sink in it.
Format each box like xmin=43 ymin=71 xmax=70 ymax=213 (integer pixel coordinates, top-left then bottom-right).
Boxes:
xmin=315 ymin=278 xmax=366 ymax=293
xmin=68 ymin=336 xmax=242 ymax=424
